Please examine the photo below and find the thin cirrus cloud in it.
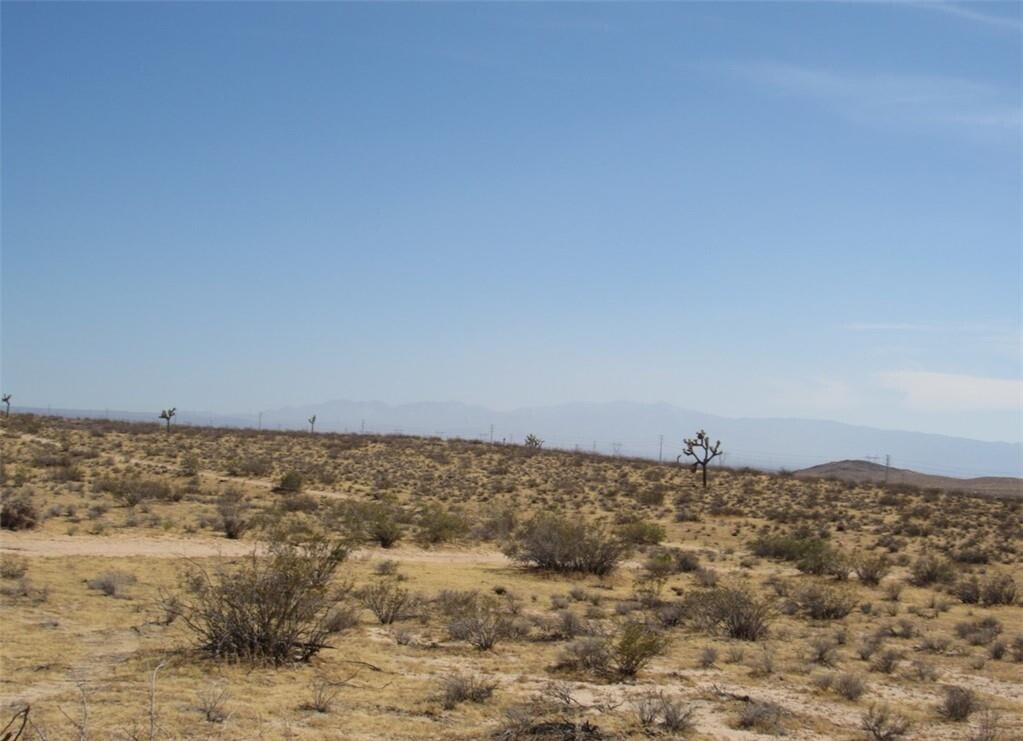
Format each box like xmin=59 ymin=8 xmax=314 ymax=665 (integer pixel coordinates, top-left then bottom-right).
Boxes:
xmin=732 ymin=60 xmax=1021 ymax=134
xmin=878 ymin=370 xmax=1022 ymax=412
xmin=912 ymin=1 xmax=1023 ymax=32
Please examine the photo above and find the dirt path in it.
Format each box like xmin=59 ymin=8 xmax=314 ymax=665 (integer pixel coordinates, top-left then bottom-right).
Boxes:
xmin=0 ymin=532 xmax=511 ymax=564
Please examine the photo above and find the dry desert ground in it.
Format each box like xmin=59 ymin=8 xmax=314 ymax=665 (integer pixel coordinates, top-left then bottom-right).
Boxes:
xmin=1 ymin=414 xmax=1021 ymax=740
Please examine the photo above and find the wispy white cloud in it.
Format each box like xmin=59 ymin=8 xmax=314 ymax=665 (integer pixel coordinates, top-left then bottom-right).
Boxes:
xmin=733 ymin=60 xmax=1021 ymax=134
xmin=878 ymin=370 xmax=1023 ymax=412
xmin=845 ymin=322 xmax=942 ymax=332
xmin=913 ymin=2 xmax=1023 ymax=32
xmin=844 ymin=321 xmax=1010 ymax=334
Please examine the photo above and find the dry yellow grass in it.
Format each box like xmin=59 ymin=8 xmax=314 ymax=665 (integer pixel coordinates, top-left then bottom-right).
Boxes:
xmin=1 ymin=414 xmax=1021 ymax=739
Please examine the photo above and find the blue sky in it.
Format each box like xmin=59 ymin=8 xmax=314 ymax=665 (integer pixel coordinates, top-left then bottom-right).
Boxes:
xmin=2 ymin=2 xmax=1020 ymax=442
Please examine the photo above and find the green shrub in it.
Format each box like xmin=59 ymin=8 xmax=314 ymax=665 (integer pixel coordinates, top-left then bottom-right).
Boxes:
xmin=355 ymin=502 xmax=404 ymax=547
xmin=416 ymin=505 xmax=468 ymax=546
xmin=276 ymin=471 xmax=304 ymax=494
xmin=503 ymin=514 xmax=627 ymax=576
xmin=794 ymin=583 xmax=858 ymax=620
xmin=612 ymin=622 xmax=668 ymax=677
xmin=616 ymin=519 xmax=666 ymax=546
xmin=908 ymin=554 xmax=954 ymax=586
xmin=689 ymin=586 xmax=773 ymax=641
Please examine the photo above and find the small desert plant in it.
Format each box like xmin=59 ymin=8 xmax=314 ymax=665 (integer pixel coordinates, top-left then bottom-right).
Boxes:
xmin=416 ymin=504 xmax=468 ymax=546
xmin=832 ymin=672 xmax=867 ymax=701
xmin=969 ymin=709 xmax=1002 ymax=741
xmin=448 ymin=597 xmax=512 ymax=650
xmin=87 ymin=571 xmax=137 ymax=597
xmin=197 ymin=683 xmax=229 ymax=723
xmin=735 ymin=700 xmax=783 ymax=733
xmin=861 ymin=704 xmax=911 ymax=740
xmin=0 ymin=556 xmax=28 ymax=579
xmin=615 ymin=519 xmax=665 ymax=546
xmin=440 ymin=674 xmax=497 ymax=710
xmin=956 ymin=617 xmax=1002 ymax=646
xmin=908 ymin=554 xmax=954 ymax=586
xmin=611 ymin=622 xmax=668 ymax=677
xmin=979 ymin=573 xmax=1017 ymax=606
xmin=216 ymin=490 xmax=249 ymax=539
xmin=853 ymin=553 xmax=891 ymax=586
xmin=301 ymin=677 xmax=341 ymax=713
xmin=794 ymin=582 xmax=857 ymax=620
xmin=806 ymin=637 xmax=839 ymax=667
xmin=689 ymin=586 xmax=773 ymax=641
xmin=635 ymin=691 xmax=695 ymax=733
xmin=358 ymin=581 xmax=418 ymax=624
xmin=869 ymin=648 xmax=902 ymax=674
xmin=558 ymin=637 xmax=613 ymax=675
xmin=937 ymin=686 xmax=979 ymax=722
xmin=343 ymin=501 xmax=404 ymax=547
xmin=276 ymin=470 xmax=304 ymax=493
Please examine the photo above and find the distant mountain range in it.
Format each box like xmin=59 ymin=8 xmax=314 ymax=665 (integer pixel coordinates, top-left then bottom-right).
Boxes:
xmin=14 ymin=399 xmax=1022 ymax=479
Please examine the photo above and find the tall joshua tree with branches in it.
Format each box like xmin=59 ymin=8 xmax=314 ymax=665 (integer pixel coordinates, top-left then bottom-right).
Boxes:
xmin=308 ymin=415 xmax=317 ymax=434
xmin=678 ymin=430 xmax=722 ymax=488
xmin=1 ymin=394 xmax=11 ymax=418
xmin=159 ymin=407 xmax=176 ymax=433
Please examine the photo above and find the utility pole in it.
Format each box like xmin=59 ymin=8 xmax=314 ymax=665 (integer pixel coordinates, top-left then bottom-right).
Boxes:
xmin=258 ymin=411 xmax=263 ymax=430
xmin=884 ymin=454 xmax=891 ymax=486
xmin=360 ymin=419 xmax=365 ymax=434
xmin=489 ymin=424 xmax=494 ymax=443
xmin=658 ymin=434 xmax=664 ymax=463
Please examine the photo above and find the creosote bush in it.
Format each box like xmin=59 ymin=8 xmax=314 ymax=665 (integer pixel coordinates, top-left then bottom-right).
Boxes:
xmin=503 ymin=514 xmax=627 ymax=576
xmin=276 ymin=471 xmax=304 ymax=494
xmin=440 ymin=674 xmax=497 ymax=710
xmin=358 ymin=581 xmax=418 ymax=624
xmin=166 ymin=535 xmax=349 ymax=664
xmin=908 ymin=554 xmax=955 ymax=586
xmin=612 ymin=622 xmax=668 ymax=677
xmin=1 ymin=491 xmax=39 ymax=530
xmin=862 ymin=704 xmax=912 ymax=740
xmin=937 ymin=686 xmax=979 ymax=722
xmin=689 ymin=586 xmax=773 ymax=641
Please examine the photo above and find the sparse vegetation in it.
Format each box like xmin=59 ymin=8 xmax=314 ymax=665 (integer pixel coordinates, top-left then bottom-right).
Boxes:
xmin=1 ymin=414 xmax=1020 ymax=739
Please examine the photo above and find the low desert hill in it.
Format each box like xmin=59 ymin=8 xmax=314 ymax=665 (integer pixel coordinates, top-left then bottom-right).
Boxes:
xmin=795 ymin=459 xmax=1023 ymax=498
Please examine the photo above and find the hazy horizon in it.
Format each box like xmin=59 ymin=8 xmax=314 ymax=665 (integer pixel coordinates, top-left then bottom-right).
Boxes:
xmin=3 ymin=2 xmax=1021 ymax=442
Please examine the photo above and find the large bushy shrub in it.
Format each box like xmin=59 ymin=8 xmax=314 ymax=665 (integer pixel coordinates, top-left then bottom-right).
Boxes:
xmin=503 ymin=514 xmax=627 ymax=576
xmin=166 ymin=536 xmax=349 ymax=664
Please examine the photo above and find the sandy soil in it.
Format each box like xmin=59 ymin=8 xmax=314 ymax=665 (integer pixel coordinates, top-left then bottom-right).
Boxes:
xmin=0 ymin=532 xmax=511 ymax=564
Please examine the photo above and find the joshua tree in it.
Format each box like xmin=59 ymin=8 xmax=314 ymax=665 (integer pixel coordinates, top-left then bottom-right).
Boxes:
xmin=159 ymin=407 xmax=176 ymax=433
xmin=1 ymin=394 xmax=10 ymax=417
xmin=308 ymin=415 xmax=317 ymax=434
xmin=678 ymin=429 xmax=722 ymax=488
xmin=524 ymin=434 xmax=544 ymax=450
